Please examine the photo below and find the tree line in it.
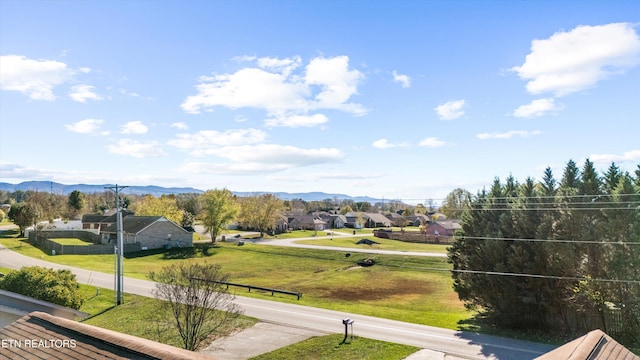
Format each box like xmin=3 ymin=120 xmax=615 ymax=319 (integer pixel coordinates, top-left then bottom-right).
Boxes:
xmin=448 ymin=160 xmax=640 ymax=345
xmin=1 ymin=187 xmax=402 ymax=241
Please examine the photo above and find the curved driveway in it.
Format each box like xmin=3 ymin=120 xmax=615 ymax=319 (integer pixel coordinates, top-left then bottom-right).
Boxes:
xmin=0 ymin=226 xmax=554 ymax=359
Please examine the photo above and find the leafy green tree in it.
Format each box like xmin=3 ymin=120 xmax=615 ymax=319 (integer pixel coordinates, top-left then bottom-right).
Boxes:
xmin=0 ymin=266 xmax=84 ymax=309
xmin=148 ymin=262 xmax=242 ymax=351
xmin=133 ymin=194 xmax=183 ymax=224
xmin=237 ymin=194 xmax=284 ymax=237
xmin=176 ymin=193 xmax=202 ymax=218
xmin=67 ymin=190 xmax=85 ymax=217
xmin=199 ymin=189 xmax=237 ymax=243
xmin=7 ymin=202 xmax=36 ymax=236
xmin=181 ymin=211 xmax=195 ymax=229
xmin=340 ymin=205 xmax=353 ymax=215
xmin=439 ymin=188 xmax=471 ymax=219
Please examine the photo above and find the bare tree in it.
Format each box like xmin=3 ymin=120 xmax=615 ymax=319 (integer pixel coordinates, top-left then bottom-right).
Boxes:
xmin=148 ymin=262 xmax=243 ymax=351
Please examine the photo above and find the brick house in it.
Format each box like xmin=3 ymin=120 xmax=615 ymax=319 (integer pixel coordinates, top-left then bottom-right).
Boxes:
xmin=101 ymin=216 xmax=192 ymax=250
xmin=424 ymin=220 xmax=461 ymax=237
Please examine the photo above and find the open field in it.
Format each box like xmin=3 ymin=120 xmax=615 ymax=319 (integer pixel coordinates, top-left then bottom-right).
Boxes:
xmin=0 ymin=233 xmax=469 ymax=330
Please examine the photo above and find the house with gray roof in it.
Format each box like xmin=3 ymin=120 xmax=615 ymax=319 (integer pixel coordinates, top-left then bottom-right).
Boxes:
xmin=101 ymin=216 xmax=192 ymax=250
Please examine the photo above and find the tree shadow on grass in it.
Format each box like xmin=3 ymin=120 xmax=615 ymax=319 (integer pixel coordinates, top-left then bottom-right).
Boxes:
xmin=0 ymin=228 xmax=20 ymax=238
xmin=125 ymin=244 xmax=220 ymax=260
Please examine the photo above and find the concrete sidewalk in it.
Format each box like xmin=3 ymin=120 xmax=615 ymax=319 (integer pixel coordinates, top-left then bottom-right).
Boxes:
xmin=199 ymin=322 xmax=467 ymax=360
xmin=200 ymin=322 xmax=324 ymax=360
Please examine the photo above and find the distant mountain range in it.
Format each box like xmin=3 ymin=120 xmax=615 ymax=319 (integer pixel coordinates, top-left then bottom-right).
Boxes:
xmin=0 ymin=181 xmax=387 ymax=203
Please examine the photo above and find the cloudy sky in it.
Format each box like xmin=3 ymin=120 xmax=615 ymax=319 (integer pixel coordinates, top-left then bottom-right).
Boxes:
xmin=1 ymin=0 xmax=639 ymax=204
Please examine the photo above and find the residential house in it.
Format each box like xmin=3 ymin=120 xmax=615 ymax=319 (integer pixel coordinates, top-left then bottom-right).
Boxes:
xmin=345 ymin=212 xmax=392 ymax=228
xmin=406 ymin=214 xmax=431 ymax=227
xmin=363 ymin=212 xmax=392 ymax=228
xmin=81 ymin=209 xmax=134 ymax=232
xmin=325 ymin=214 xmax=347 ymax=229
xmin=288 ymin=215 xmax=326 ymax=231
xmin=385 ymin=212 xmax=407 ymax=227
xmin=424 ymin=220 xmax=461 ymax=237
xmin=101 ymin=216 xmax=193 ymax=250
xmin=535 ymin=329 xmax=639 ymax=360
xmin=274 ymin=215 xmax=289 ymax=234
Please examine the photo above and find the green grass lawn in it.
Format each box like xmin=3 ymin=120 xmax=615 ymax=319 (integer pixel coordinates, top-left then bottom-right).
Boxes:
xmin=51 ymin=237 xmax=93 ymax=245
xmin=74 ymin=283 xmax=258 ymax=349
xmin=293 ymin=236 xmax=449 ymax=253
xmin=251 ymin=334 xmax=418 ymax=360
xmin=0 ymin=234 xmax=469 ymax=330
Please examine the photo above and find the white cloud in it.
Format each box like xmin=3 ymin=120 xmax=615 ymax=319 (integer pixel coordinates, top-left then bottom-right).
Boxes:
xmin=476 ymin=130 xmax=542 ymax=139
xmin=107 ymin=139 xmax=168 ymax=158
xmin=181 ymin=67 xmax=308 ymax=114
xmin=257 ymin=55 xmax=302 ymax=76
xmin=170 ymin=122 xmax=188 ymax=130
xmin=590 ymin=149 xmax=640 ymax=164
xmin=65 ymin=118 xmax=108 ymax=135
xmin=512 ymin=23 xmax=640 ymax=97
xmin=265 ymin=113 xmax=329 ymax=127
xmin=305 ymin=55 xmax=365 ymax=114
xmin=178 ymin=144 xmax=344 ymax=175
xmin=168 ymin=128 xmax=267 ymax=155
xmin=513 ymin=98 xmax=563 ymax=118
xmin=372 ymin=139 xmax=395 ymax=149
xmin=392 ymin=70 xmax=411 ymax=88
xmin=211 ymin=144 xmax=343 ymax=164
xmin=181 ymin=55 xmax=366 ymax=119
xmin=120 ymin=121 xmax=149 ymax=134
xmin=69 ymin=84 xmax=102 ymax=103
xmin=434 ymin=99 xmax=466 ymax=120
xmin=372 ymin=138 xmax=410 ymax=149
xmin=418 ymin=137 xmax=447 ymax=148
xmin=0 ymin=55 xmax=74 ymax=100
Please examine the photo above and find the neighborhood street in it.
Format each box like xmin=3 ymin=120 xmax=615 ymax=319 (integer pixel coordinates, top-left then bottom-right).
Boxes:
xmin=0 ymin=226 xmax=555 ymax=359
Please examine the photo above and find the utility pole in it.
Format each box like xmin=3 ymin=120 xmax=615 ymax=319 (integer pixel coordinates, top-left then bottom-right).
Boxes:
xmin=106 ymin=184 xmax=128 ymax=305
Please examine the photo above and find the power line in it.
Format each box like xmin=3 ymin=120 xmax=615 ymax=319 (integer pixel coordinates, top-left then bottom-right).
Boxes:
xmin=448 ymin=269 xmax=640 ymax=285
xmin=461 ymin=206 xmax=639 ymax=211
xmin=457 ymin=235 xmax=640 ymax=245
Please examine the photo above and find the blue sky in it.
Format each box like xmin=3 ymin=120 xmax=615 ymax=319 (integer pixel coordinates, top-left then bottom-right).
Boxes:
xmin=1 ymin=0 xmax=639 ymax=204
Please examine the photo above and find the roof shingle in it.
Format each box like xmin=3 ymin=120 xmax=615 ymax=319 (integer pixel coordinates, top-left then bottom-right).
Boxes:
xmin=0 ymin=311 xmax=217 ymax=360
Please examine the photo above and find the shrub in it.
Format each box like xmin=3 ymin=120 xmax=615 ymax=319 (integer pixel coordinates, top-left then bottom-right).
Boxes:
xmin=0 ymin=266 xmax=85 ymax=310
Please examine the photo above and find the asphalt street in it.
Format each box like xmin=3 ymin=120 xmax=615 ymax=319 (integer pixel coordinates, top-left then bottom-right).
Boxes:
xmin=0 ymin=226 xmax=556 ymax=359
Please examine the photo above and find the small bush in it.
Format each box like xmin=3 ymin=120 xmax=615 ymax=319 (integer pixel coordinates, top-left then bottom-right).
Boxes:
xmin=0 ymin=266 xmax=85 ymax=309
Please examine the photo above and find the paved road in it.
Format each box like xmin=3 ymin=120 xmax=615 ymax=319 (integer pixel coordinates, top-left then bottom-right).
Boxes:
xmin=0 ymin=227 xmax=555 ymax=359
xmin=258 ymin=236 xmax=448 ymax=257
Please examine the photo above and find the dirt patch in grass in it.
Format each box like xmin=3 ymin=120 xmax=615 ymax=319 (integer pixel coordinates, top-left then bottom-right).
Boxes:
xmin=317 ymin=278 xmax=435 ymax=301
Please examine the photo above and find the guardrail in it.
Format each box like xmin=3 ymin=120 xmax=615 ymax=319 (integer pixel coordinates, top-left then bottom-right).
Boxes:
xmin=191 ymin=278 xmax=302 ymax=300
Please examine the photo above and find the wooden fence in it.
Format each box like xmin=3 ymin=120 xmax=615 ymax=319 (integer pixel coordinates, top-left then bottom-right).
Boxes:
xmin=373 ymin=229 xmax=455 ymax=244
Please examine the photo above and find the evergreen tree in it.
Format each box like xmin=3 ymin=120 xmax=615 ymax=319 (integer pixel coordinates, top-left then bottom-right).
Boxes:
xmin=603 ymin=162 xmax=622 ymax=194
